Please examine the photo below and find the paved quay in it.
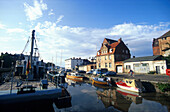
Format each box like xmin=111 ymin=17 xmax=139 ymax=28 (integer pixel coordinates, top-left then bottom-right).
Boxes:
xmin=114 ymin=73 xmax=170 ymax=83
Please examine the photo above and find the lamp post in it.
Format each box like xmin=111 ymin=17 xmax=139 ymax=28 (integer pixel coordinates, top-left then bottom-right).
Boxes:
xmin=1 ymin=60 xmax=4 ymax=68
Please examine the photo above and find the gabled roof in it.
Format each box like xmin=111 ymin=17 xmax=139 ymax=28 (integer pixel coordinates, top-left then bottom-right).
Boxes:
xmin=105 ymin=38 xmax=117 ymax=44
xmin=158 ymin=30 xmax=170 ymax=39
xmin=124 ymin=55 xmax=163 ymax=62
xmin=110 ymin=42 xmax=119 ymax=48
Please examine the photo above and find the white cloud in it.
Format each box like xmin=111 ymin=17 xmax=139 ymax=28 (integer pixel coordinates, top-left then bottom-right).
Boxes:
xmin=24 ymin=0 xmax=47 ymax=21
xmin=0 ymin=23 xmax=6 ymax=29
xmin=32 ymin=22 xmax=170 ymax=66
xmin=48 ymin=9 xmax=55 ymax=16
xmin=7 ymin=28 xmax=25 ymax=33
xmin=56 ymin=15 xmax=64 ymax=24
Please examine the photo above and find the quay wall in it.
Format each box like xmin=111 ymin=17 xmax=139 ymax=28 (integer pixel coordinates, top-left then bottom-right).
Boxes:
xmin=84 ymin=74 xmax=170 ymax=95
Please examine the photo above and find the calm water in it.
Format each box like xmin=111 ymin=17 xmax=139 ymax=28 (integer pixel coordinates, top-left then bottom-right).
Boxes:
xmin=1 ymin=78 xmax=170 ymax=112
xmin=56 ymin=78 xmax=170 ymax=112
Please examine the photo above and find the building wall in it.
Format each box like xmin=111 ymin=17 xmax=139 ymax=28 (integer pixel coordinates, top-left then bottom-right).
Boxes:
xmin=164 ymin=49 xmax=170 ymax=56
xmin=124 ymin=60 xmax=167 ymax=74
xmin=65 ymin=58 xmax=84 ymax=70
xmin=153 ymin=46 xmax=160 ymax=56
xmin=153 ymin=36 xmax=170 ymax=56
xmin=96 ymin=54 xmax=115 ymax=71
xmin=114 ymin=43 xmax=130 ymax=62
xmin=79 ymin=65 xmax=87 ymax=71
xmin=158 ymin=36 xmax=170 ymax=55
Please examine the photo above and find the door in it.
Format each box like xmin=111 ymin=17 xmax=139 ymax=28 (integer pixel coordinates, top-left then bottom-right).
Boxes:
xmin=117 ymin=66 xmax=123 ymax=73
xmin=156 ymin=66 xmax=160 ymax=74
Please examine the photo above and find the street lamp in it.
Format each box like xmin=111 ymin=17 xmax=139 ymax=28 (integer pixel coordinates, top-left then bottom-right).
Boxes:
xmin=1 ymin=60 xmax=4 ymax=68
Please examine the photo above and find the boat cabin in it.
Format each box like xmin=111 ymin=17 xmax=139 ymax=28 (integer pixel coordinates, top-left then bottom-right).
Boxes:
xmin=122 ymin=79 xmax=143 ymax=89
xmin=17 ymin=85 xmax=36 ymax=94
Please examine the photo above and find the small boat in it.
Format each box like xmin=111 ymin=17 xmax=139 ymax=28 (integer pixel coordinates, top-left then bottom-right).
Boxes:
xmin=116 ymin=79 xmax=145 ymax=93
xmin=66 ymin=73 xmax=84 ymax=80
xmin=92 ymin=77 xmax=111 ymax=86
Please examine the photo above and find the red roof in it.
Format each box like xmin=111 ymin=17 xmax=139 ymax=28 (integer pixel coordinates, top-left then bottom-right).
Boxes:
xmin=110 ymin=42 xmax=119 ymax=48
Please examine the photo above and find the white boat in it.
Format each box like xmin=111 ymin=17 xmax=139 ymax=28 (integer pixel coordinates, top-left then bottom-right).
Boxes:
xmin=116 ymin=79 xmax=145 ymax=93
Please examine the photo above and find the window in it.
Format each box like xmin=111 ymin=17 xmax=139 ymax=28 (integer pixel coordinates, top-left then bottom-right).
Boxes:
xmin=109 ymin=55 xmax=111 ymax=60
xmin=126 ymin=65 xmax=131 ymax=69
xmin=123 ymin=50 xmax=124 ymax=53
xmin=134 ymin=64 xmax=140 ymax=67
xmin=126 ymin=50 xmax=128 ymax=54
xmin=98 ymin=52 xmax=100 ymax=55
xmin=110 ymin=49 xmax=113 ymax=53
xmin=106 ymin=50 xmax=107 ymax=53
xmin=99 ymin=63 xmax=101 ymax=68
xmin=109 ymin=63 xmax=112 ymax=68
xmin=105 ymin=56 xmax=107 ymax=60
xmin=105 ymin=63 xmax=107 ymax=67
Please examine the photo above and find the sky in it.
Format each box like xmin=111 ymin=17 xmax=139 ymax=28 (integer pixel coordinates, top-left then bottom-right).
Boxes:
xmin=0 ymin=0 xmax=170 ymax=67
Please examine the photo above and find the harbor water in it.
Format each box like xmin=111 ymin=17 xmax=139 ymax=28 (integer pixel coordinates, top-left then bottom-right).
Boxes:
xmin=56 ymin=79 xmax=170 ymax=112
xmin=0 ymin=78 xmax=170 ymax=112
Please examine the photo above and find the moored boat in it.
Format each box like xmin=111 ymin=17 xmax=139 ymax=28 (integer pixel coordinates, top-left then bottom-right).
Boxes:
xmin=116 ymin=78 xmax=145 ymax=93
xmin=66 ymin=73 xmax=84 ymax=80
xmin=92 ymin=77 xmax=111 ymax=86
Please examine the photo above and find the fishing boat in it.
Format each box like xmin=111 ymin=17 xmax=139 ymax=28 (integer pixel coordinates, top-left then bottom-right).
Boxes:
xmin=92 ymin=77 xmax=111 ymax=86
xmin=116 ymin=78 xmax=145 ymax=93
xmin=0 ymin=30 xmax=72 ymax=111
xmin=66 ymin=72 xmax=84 ymax=80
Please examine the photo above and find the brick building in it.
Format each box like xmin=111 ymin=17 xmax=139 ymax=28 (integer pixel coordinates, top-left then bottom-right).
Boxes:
xmin=153 ymin=30 xmax=170 ymax=56
xmin=96 ymin=38 xmax=130 ymax=72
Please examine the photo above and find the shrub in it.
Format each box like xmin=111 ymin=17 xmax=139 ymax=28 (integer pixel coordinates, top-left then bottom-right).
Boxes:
xmin=148 ymin=71 xmax=156 ymax=74
xmin=157 ymin=83 xmax=170 ymax=92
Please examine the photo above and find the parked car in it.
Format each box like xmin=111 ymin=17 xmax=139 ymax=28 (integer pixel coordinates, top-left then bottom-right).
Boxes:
xmin=102 ymin=71 xmax=117 ymax=76
xmin=93 ymin=69 xmax=102 ymax=75
xmin=93 ymin=68 xmax=108 ymax=75
xmin=86 ymin=69 xmax=94 ymax=74
xmin=76 ymin=70 xmax=86 ymax=74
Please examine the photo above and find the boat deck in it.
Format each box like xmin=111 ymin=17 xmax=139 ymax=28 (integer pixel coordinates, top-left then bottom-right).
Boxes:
xmin=0 ymin=80 xmax=55 ymax=91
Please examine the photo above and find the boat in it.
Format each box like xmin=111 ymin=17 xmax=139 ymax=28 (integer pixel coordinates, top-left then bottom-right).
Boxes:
xmin=65 ymin=78 xmax=84 ymax=86
xmin=66 ymin=72 xmax=84 ymax=80
xmin=0 ymin=30 xmax=72 ymax=111
xmin=92 ymin=77 xmax=111 ymax=86
xmin=116 ymin=78 xmax=145 ymax=93
xmin=0 ymin=87 xmax=72 ymax=112
xmin=48 ymin=70 xmax=66 ymax=84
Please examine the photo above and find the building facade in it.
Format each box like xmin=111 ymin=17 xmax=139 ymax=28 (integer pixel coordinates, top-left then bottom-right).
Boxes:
xmin=153 ymin=30 xmax=170 ymax=56
xmin=124 ymin=55 xmax=167 ymax=74
xmin=65 ymin=57 xmax=84 ymax=70
xmin=96 ymin=38 xmax=130 ymax=72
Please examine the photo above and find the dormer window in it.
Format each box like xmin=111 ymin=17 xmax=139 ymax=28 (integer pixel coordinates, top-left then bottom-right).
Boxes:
xmin=110 ymin=49 xmax=113 ymax=53
xmin=98 ymin=52 xmax=100 ymax=55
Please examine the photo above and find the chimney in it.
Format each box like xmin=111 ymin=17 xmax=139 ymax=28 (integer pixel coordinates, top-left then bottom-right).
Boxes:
xmin=118 ymin=38 xmax=122 ymax=43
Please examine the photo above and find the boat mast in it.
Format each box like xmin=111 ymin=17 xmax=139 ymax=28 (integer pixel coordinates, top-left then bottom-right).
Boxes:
xmin=29 ymin=30 xmax=35 ymax=80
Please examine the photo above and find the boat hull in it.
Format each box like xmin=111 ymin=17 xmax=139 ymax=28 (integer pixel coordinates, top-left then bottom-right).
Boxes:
xmin=92 ymin=78 xmax=108 ymax=85
xmin=116 ymin=82 xmax=140 ymax=93
xmin=66 ymin=75 xmax=83 ymax=80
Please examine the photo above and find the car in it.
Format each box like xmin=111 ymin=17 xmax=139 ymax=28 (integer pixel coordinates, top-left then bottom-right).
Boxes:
xmin=102 ymin=71 xmax=117 ymax=76
xmin=76 ymin=70 xmax=86 ymax=74
xmin=86 ymin=69 xmax=94 ymax=74
xmin=93 ymin=69 xmax=102 ymax=75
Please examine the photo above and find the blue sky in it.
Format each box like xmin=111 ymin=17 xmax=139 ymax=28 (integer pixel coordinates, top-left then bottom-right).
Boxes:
xmin=0 ymin=0 xmax=170 ymax=66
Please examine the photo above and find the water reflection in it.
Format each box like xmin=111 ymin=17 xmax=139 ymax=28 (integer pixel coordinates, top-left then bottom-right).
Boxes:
xmin=64 ymin=78 xmax=169 ymax=112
